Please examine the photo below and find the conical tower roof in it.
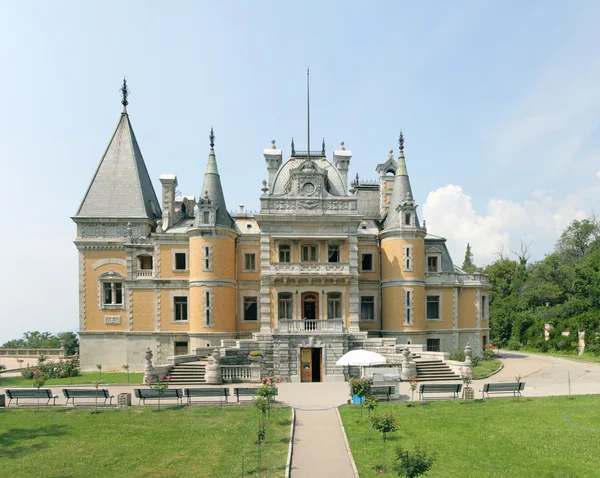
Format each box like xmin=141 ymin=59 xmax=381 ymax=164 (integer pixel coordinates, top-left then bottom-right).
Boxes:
xmin=76 ymin=107 xmax=160 ymax=219
xmin=383 ymin=132 xmax=419 ymax=229
xmin=201 ymin=128 xmax=233 ymax=228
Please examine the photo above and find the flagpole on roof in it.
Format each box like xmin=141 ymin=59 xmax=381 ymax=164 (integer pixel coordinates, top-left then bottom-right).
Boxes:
xmin=307 ymin=68 xmax=310 ymax=162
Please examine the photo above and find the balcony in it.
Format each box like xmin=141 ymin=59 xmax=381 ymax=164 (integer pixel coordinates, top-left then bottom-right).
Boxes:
xmin=271 ymin=262 xmax=350 ymax=275
xmin=276 ymin=319 xmax=345 ymax=333
xmin=136 ymin=270 xmax=154 ymax=280
xmin=425 ymin=272 xmax=489 ymax=286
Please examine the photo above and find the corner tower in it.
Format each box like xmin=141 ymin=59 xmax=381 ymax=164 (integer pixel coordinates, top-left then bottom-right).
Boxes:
xmin=188 ymin=129 xmax=238 ymax=347
xmin=380 ymin=132 xmax=427 ymax=333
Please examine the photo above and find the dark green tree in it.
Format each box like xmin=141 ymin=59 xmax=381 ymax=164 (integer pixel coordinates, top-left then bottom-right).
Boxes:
xmin=461 ymin=243 xmax=478 ymax=273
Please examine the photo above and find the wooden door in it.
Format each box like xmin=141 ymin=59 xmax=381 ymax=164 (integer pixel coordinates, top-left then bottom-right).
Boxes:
xmin=300 ymin=348 xmax=312 ymax=382
xmin=302 ymin=292 xmax=319 ymax=320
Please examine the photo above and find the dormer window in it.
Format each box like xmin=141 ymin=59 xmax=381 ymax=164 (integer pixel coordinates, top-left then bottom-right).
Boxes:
xmin=427 ymin=256 xmax=439 ymax=273
xmin=405 ymin=213 xmax=411 ymax=226
xmin=203 ymin=211 xmax=210 ymax=224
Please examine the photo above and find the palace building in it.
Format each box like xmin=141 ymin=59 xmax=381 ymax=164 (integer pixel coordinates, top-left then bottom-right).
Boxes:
xmin=73 ymin=84 xmax=489 ymax=381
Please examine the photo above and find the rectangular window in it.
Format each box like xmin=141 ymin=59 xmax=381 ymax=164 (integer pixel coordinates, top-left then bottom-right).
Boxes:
xmin=426 ymin=296 xmax=440 ymax=320
xmin=405 ymin=246 xmax=412 ymax=271
xmin=327 ymin=293 xmax=342 ymax=319
xmin=481 ymin=295 xmax=488 ymax=320
xmin=278 ymin=293 xmax=293 ymax=319
xmin=328 ymin=245 xmax=339 ymax=263
xmin=302 ymin=245 xmax=317 ymax=262
xmin=174 ymin=296 xmax=188 ymax=321
xmin=175 ymin=253 xmax=187 ymax=270
xmin=360 ymin=296 xmax=375 ymax=321
xmin=361 ymin=253 xmax=374 ymax=272
xmin=205 ymin=291 xmax=211 ymax=326
xmin=243 ymin=296 xmax=258 ymax=321
xmin=103 ymin=282 xmax=123 ymax=306
xmin=203 ymin=211 xmax=210 ymax=224
xmin=279 ymin=245 xmax=291 ymax=263
xmin=427 ymin=256 xmax=439 ymax=273
xmin=405 ymin=290 xmax=412 ymax=324
xmin=204 ymin=246 xmax=211 ymax=271
xmin=426 ymin=338 xmax=440 ymax=352
xmin=244 ymin=253 xmax=256 ymax=271
xmin=405 ymin=213 xmax=411 ymax=226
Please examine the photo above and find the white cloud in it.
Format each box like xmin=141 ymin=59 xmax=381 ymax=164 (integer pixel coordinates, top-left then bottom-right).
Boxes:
xmin=596 ymin=170 xmax=600 ymax=181
xmin=423 ymin=180 xmax=600 ymax=267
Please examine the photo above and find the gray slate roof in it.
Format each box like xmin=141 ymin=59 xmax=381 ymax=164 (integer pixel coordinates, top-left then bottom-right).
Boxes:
xmin=382 ymin=151 xmax=418 ymax=229
xmin=76 ymin=112 xmax=161 ymax=219
xmin=201 ymin=148 xmax=234 ymax=228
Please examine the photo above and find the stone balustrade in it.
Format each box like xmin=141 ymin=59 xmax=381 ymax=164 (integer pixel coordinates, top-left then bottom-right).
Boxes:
xmin=136 ymin=270 xmax=154 ymax=279
xmin=0 ymin=348 xmax=67 ymax=357
xmin=270 ymin=262 xmax=350 ymax=275
xmin=277 ymin=318 xmax=345 ymax=333
xmin=221 ymin=365 xmax=252 ymax=381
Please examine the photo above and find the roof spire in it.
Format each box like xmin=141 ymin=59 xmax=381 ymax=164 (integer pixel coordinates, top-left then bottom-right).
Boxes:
xmin=209 ymin=127 xmax=215 ymax=149
xmin=120 ymin=77 xmax=129 ymax=112
xmin=396 ymin=130 xmax=408 ymax=176
xmin=398 ymin=131 xmax=404 ymax=153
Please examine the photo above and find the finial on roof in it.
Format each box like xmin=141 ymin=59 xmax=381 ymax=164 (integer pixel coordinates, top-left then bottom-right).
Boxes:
xmin=340 ymin=141 xmax=345 ymax=151
xmin=291 ymin=138 xmax=295 ymax=155
xmin=355 ymin=173 xmax=360 ymax=184
xmin=322 ymin=138 xmax=326 ymax=155
xmin=120 ymin=77 xmax=129 ymax=111
xmin=388 ymin=149 xmax=394 ymax=160
xmin=209 ymin=127 xmax=215 ymax=149
xmin=398 ymin=131 xmax=405 ymax=153
xmin=271 ymin=140 xmax=276 ymax=149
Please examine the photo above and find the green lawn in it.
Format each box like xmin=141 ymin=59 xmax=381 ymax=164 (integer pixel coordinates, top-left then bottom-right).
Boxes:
xmin=472 ymin=358 xmax=502 ymax=379
xmin=340 ymin=395 xmax=600 ymax=477
xmin=0 ymin=372 xmax=145 ymax=387
xmin=0 ymin=406 xmax=290 ymax=477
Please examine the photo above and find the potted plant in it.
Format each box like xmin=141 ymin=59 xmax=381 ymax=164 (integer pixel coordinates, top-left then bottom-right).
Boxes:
xmin=248 ymin=350 xmax=263 ymax=362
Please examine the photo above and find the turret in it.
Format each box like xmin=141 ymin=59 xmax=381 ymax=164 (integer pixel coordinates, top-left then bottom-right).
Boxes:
xmin=333 ymin=141 xmax=351 ymax=192
xmin=264 ymin=140 xmax=282 ymax=192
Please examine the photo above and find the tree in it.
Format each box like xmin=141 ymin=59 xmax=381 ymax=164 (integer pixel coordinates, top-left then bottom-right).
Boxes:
xmin=556 ymin=218 xmax=599 ymax=264
xmin=1 ymin=331 xmax=79 ymax=356
xmin=371 ymin=411 xmax=399 ymax=469
xmin=395 ymin=446 xmax=436 ymax=478
xmin=461 ymin=243 xmax=478 ymax=273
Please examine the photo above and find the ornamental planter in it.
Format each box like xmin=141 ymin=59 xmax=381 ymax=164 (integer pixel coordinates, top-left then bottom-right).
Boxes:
xmin=249 ymin=355 xmax=263 ymax=363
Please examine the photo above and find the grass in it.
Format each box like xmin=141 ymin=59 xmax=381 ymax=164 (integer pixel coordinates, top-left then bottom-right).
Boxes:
xmin=340 ymin=395 xmax=600 ymax=477
xmin=0 ymin=406 xmax=290 ymax=477
xmin=520 ymin=348 xmax=600 ymax=364
xmin=472 ymin=358 xmax=502 ymax=379
xmin=0 ymin=372 xmax=145 ymax=387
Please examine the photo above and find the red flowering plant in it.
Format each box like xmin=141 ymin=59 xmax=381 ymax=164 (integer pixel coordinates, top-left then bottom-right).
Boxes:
xmin=458 ymin=367 xmax=473 ymax=388
xmin=484 ymin=344 xmax=496 ymax=360
xmin=145 ymin=374 xmax=173 ymax=411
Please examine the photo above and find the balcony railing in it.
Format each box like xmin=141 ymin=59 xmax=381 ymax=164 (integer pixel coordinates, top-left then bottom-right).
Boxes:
xmin=277 ymin=318 xmax=345 ymax=333
xmin=425 ymin=271 xmax=489 ymax=286
xmin=136 ymin=270 xmax=154 ymax=279
xmin=271 ymin=262 xmax=350 ymax=275
xmin=457 ymin=273 xmax=489 ymax=285
xmin=221 ymin=365 xmax=252 ymax=381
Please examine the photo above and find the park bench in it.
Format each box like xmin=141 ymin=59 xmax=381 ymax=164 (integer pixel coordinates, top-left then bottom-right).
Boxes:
xmin=62 ymin=388 xmax=114 ymax=406
xmin=234 ymin=387 xmax=259 ymax=403
xmin=5 ymin=388 xmax=59 ymax=407
xmin=418 ymin=383 xmax=462 ymax=400
xmin=134 ymin=388 xmax=183 ymax=405
xmin=184 ymin=388 xmax=229 ymax=405
xmin=482 ymin=382 xmax=525 ymax=398
xmin=370 ymin=385 xmax=393 ymax=401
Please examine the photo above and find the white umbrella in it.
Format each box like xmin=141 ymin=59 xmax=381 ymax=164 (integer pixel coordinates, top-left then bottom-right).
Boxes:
xmin=336 ymin=349 xmax=386 ymax=367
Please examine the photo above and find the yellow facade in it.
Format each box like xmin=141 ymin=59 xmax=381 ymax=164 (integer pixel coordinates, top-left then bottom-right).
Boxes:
xmin=381 ymin=238 xmax=425 ymax=279
xmin=159 ymin=244 xmax=190 ymax=279
xmin=189 ymin=286 xmax=236 ymax=333
xmin=131 ymin=289 xmax=155 ymax=331
xmin=458 ymin=288 xmax=477 ymax=329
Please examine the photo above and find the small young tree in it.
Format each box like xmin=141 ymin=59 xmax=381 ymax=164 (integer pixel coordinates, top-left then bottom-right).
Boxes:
xmin=92 ymin=380 xmax=104 ymax=414
xmin=395 ymin=446 xmax=436 ymax=477
xmin=363 ymin=395 xmax=379 ymax=441
xmin=17 ymin=358 xmax=24 ymax=369
xmin=349 ymin=377 xmax=371 ymax=423
xmin=145 ymin=374 xmax=172 ymax=411
xmin=96 ymin=363 xmax=102 ymax=381
xmin=122 ymin=364 xmax=130 ymax=383
xmin=32 ymin=370 xmax=48 ymax=412
xmin=371 ymin=411 xmax=399 ymax=469
xmin=255 ymin=377 xmax=279 ymax=424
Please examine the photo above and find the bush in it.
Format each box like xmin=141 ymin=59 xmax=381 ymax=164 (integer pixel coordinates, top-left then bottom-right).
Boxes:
xmin=395 ymin=446 xmax=436 ymax=478
xmin=249 ymin=350 xmax=263 ymax=357
xmin=507 ymin=338 xmax=522 ymax=350
xmin=21 ymin=357 xmax=80 ymax=380
xmin=448 ymin=349 xmax=465 ymax=362
xmin=349 ymin=377 xmax=371 ymax=398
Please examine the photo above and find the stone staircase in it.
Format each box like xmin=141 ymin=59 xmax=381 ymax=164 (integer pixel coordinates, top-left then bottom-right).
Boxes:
xmin=167 ymin=361 xmax=207 ymax=385
xmin=415 ymin=359 xmax=460 ymax=381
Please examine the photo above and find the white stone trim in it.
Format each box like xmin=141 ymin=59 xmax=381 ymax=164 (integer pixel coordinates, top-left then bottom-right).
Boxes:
xmin=127 ymin=287 xmax=133 ymax=330
xmin=404 ymin=288 xmax=414 ymax=326
xmin=425 ymin=290 xmax=442 ymax=322
xmin=203 ymin=289 xmax=213 ymax=328
xmin=97 ymin=271 xmax=125 ymax=310
xmin=202 ymin=245 xmax=213 ymax=272
xmin=170 ymin=289 xmax=190 ymax=324
xmin=481 ymin=293 xmax=488 ymax=322
xmin=403 ymin=244 xmax=413 ymax=272
xmin=79 ymin=251 xmax=86 ymax=330
xmin=358 ymin=292 xmax=377 ymax=322
xmin=476 ymin=288 xmax=481 ymax=329
xmin=91 ymin=258 xmax=127 ymax=270
xmin=155 ymin=288 xmax=161 ymax=330
xmin=172 ymin=248 xmax=189 ymax=272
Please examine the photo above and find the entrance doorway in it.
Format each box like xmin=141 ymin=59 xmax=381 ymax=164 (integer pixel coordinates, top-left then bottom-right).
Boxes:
xmin=300 ymin=347 xmax=322 ymax=382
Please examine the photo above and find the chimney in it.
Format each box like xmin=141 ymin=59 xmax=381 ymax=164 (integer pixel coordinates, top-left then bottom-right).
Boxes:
xmin=333 ymin=141 xmax=352 ymax=192
xmin=264 ymin=140 xmax=282 ymax=192
xmin=159 ymin=174 xmax=178 ymax=231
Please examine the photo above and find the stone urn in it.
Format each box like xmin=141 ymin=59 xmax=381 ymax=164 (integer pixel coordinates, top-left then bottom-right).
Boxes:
xmin=248 ymin=351 xmax=263 ymax=362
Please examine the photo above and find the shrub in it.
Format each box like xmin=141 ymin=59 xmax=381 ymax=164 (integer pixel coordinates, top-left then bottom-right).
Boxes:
xmin=395 ymin=445 xmax=436 ymax=478
xmin=349 ymin=377 xmax=371 ymax=398
xmin=372 ymin=411 xmax=400 ymax=468
xmin=507 ymin=338 xmax=522 ymax=350
xmin=21 ymin=357 xmax=80 ymax=380
xmin=249 ymin=350 xmax=263 ymax=357
xmin=448 ymin=349 xmax=465 ymax=362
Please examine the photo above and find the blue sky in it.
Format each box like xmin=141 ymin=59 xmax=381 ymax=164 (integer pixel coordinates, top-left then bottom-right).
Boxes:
xmin=1 ymin=1 xmax=599 ymax=343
